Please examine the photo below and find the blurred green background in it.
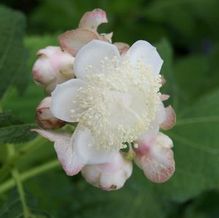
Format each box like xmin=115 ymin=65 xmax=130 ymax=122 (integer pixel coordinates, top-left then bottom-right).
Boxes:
xmin=0 ymin=0 xmax=219 ymax=217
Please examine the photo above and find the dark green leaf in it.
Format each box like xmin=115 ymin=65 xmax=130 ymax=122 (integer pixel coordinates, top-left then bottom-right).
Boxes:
xmin=0 ymin=112 xmax=36 ymax=144
xmin=150 ymin=89 xmax=219 ymax=202
xmin=2 ymin=35 xmax=57 ymax=123
xmin=0 ymin=190 xmax=52 ymax=218
xmin=0 ymin=6 xmax=27 ymax=99
xmin=26 ymin=171 xmax=165 ymax=218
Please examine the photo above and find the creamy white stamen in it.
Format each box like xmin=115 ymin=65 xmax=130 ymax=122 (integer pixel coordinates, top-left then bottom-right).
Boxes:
xmin=71 ymin=56 xmax=161 ymax=151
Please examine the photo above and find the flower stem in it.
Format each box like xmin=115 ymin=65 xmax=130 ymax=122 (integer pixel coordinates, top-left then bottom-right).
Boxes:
xmin=0 ymin=136 xmax=47 ymax=181
xmin=7 ymin=144 xmax=30 ymax=218
xmin=0 ymin=159 xmax=59 ymax=195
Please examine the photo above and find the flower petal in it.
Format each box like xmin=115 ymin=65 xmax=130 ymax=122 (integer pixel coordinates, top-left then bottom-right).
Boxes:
xmin=32 ymin=129 xmax=84 ymax=176
xmin=74 ymin=40 xmax=120 ymax=79
xmin=156 ymin=101 xmax=167 ymax=124
xmin=135 ymin=132 xmax=175 ymax=183
xmin=81 ymin=152 xmax=132 ymax=191
xmin=51 ymin=79 xmax=86 ymax=122
xmin=72 ymin=126 xmax=116 ymax=165
xmin=59 ymin=29 xmax=98 ymax=56
xmin=160 ymin=94 xmax=170 ymax=101
xmin=79 ymin=8 xmax=108 ymax=31
xmin=99 ymin=32 xmax=113 ymax=42
xmin=127 ymin=40 xmax=163 ymax=75
xmin=160 ymin=105 xmax=176 ymax=130
xmin=114 ymin=42 xmax=130 ymax=55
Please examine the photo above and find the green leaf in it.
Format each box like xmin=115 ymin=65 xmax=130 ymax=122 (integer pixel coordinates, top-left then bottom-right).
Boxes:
xmin=182 ymin=191 xmax=219 ymax=218
xmin=0 ymin=112 xmax=36 ymax=144
xmin=0 ymin=190 xmax=52 ymax=218
xmin=2 ymin=35 xmax=57 ymax=123
xmin=149 ymin=89 xmax=219 ymax=202
xmin=156 ymin=39 xmax=181 ymax=111
xmin=26 ymin=171 xmax=165 ymax=218
xmin=0 ymin=6 xmax=27 ymax=99
xmin=173 ymin=49 xmax=219 ymax=105
xmin=174 ymin=55 xmax=209 ymax=104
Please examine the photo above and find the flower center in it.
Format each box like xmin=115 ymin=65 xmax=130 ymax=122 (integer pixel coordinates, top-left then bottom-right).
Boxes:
xmin=72 ymin=56 xmax=161 ymax=151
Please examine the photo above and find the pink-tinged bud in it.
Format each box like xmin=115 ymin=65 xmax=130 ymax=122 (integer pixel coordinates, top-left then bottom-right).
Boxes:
xmin=160 ymin=94 xmax=170 ymax=101
xmin=59 ymin=29 xmax=98 ymax=56
xmin=160 ymin=105 xmax=176 ymax=130
xmin=135 ymin=132 xmax=175 ymax=183
xmin=36 ymin=97 xmax=65 ymax=129
xmin=114 ymin=42 xmax=130 ymax=55
xmin=81 ymin=153 xmax=132 ymax=191
xmin=32 ymin=46 xmax=74 ymax=93
xmin=79 ymin=8 xmax=108 ymax=31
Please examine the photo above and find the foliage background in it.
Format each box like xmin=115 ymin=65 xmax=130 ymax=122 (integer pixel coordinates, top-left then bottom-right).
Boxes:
xmin=0 ymin=0 xmax=219 ymax=217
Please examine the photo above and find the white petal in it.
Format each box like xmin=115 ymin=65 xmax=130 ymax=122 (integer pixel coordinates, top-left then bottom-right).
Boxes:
xmin=156 ymin=101 xmax=167 ymax=124
xmin=114 ymin=42 xmax=129 ymax=55
xmin=136 ymin=100 xmax=166 ymax=153
xmin=74 ymin=40 xmax=120 ymax=79
xmin=127 ymin=40 xmax=163 ymax=75
xmin=135 ymin=132 xmax=175 ymax=183
xmin=72 ymin=126 xmax=116 ymax=165
xmin=160 ymin=94 xmax=170 ymax=101
xmin=32 ymin=129 xmax=84 ymax=176
xmin=81 ymin=152 xmax=132 ymax=191
xmin=51 ymin=79 xmax=86 ymax=122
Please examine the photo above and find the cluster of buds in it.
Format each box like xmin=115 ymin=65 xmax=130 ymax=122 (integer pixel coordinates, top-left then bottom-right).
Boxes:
xmin=33 ymin=9 xmax=176 ymax=191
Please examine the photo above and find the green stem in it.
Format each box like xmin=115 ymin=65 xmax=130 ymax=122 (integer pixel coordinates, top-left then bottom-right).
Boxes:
xmin=0 ymin=159 xmax=59 ymax=195
xmin=11 ymin=168 xmax=30 ymax=217
xmin=0 ymin=136 xmax=46 ymax=181
xmin=7 ymin=144 xmax=30 ymax=218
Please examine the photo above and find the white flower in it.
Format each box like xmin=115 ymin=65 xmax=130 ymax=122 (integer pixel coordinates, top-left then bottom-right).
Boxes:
xmin=51 ymin=39 xmax=163 ymax=152
xmin=32 ymin=46 xmax=75 ymax=93
xmin=31 ymin=7 xmax=177 ymax=191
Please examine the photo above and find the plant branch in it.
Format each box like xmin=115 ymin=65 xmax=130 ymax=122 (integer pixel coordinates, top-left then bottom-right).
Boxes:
xmin=0 ymin=159 xmax=59 ymax=195
xmin=7 ymin=144 xmax=30 ymax=218
xmin=0 ymin=136 xmax=47 ymax=181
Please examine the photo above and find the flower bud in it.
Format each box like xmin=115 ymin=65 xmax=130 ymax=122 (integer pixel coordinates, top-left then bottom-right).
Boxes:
xmin=160 ymin=105 xmax=176 ymax=130
xmin=81 ymin=153 xmax=132 ymax=191
xmin=36 ymin=97 xmax=65 ymax=129
xmin=58 ymin=29 xmax=98 ymax=56
xmin=135 ymin=132 xmax=175 ymax=183
xmin=79 ymin=8 xmax=108 ymax=32
xmin=32 ymin=46 xmax=74 ymax=93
